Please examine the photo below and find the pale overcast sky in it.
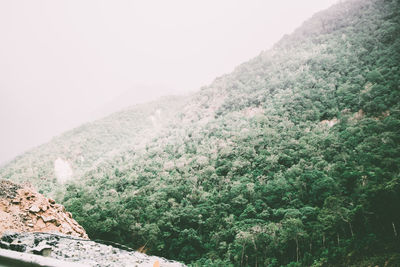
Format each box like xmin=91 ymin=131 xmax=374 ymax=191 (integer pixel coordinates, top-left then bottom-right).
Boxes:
xmin=0 ymin=0 xmax=338 ymax=164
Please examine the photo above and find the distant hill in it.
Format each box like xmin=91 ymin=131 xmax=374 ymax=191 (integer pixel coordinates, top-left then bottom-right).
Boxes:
xmin=1 ymin=0 xmax=400 ymax=265
xmin=89 ymin=84 xmax=184 ymax=121
xmin=0 ymin=95 xmax=187 ymax=195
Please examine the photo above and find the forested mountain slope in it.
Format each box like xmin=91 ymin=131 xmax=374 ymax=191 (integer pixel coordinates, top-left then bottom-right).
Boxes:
xmin=1 ymin=0 xmax=400 ymax=266
xmin=0 ymin=95 xmax=187 ymax=195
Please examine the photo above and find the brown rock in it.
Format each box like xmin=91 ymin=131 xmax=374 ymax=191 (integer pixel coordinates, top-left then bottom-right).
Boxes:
xmin=29 ymin=205 xmax=40 ymax=213
xmin=0 ymin=200 xmax=9 ymax=212
xmin=40 ymin=215 xmax=56 ymax=223
xmin=35 ymin=218 xmax=46 ymax=229
xmin=0 ymin=179 xmax=88 ymax=239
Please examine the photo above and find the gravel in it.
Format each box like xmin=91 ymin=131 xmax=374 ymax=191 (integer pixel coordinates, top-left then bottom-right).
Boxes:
xmin=0 ymin=180 xmax=22 ymax=199
xmin=0 ymin=232 xmax=186 ymax=267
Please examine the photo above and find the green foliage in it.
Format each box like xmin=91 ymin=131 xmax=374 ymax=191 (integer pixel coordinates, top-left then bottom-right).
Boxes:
xmin=1 ymin=0 xmax=400 ymax=266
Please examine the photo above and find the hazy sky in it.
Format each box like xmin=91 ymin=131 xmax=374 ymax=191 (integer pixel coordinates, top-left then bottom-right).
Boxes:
xmin=0 ymin=0 xmax=338 ymax=164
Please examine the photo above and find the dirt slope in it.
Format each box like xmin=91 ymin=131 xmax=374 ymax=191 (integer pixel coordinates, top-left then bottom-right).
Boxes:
xmin=0 ymin=180 xmax=87 ymax=238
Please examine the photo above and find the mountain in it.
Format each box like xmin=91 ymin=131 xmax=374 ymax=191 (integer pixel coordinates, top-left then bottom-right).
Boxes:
xmin=0 ymin=95 xmax=187 ymax=196
xmin=88 ymin=85 xmax=185 ymax=121
xmin=1 ymin=0 xmax=400 ymax=265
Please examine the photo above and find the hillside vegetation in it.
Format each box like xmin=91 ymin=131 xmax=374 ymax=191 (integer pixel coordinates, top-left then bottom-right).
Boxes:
xmin=0 ymin=96 xmax=187 ymax=195
xmin=1 ymin=0 xmax=400 ymax=266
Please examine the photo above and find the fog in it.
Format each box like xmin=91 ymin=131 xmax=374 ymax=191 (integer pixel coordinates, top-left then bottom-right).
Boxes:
xmin=0 ymin=0 xmax=338 ymax=164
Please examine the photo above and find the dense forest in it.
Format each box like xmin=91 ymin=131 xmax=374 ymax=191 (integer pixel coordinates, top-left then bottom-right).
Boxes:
xmin=1 ymin=0 xmax=400 ymax=265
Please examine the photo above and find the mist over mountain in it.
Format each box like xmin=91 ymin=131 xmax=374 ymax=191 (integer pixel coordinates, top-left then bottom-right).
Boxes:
xmin=1 ymin=0 xmax=400 ymax=266
xmin=0 ymin=0 xmax=337 ymax=166
xmin=89 ymin=85 xmax=187 ymax=121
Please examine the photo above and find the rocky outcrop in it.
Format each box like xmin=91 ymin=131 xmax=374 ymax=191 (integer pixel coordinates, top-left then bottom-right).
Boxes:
xmin=0 ymin=232 xmax=185 ymax=267
xmin=0 ymin=180 xmax=186 ymax=266
xmin=0 ymin=180 xmax=87 ymax=238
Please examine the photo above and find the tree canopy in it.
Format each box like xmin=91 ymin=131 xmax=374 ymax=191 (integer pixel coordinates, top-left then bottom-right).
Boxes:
xmin=1 ymin=0 xmax=400 ymax=265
